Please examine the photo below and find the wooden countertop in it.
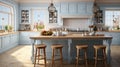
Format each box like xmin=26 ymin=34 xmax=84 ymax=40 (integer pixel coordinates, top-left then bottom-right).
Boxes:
xmin=30 ymin=34 xmax=112 ymax=39
xmin=19 ymin=30 xmax=40 ymax=32
xmin=0 ymin=32 xmax=19 ymax=36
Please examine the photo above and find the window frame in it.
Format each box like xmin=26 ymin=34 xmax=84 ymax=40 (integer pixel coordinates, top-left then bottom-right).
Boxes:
xmin=105 ymin=9 xmax=120 ymax=29
xmin=0 ymin=2 xmax=14 ymax=30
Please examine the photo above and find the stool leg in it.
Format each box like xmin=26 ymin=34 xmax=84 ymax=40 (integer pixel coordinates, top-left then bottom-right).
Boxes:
xmin=38 ymin=49 xmax=40 ymax=64
xmin=103 ymin=49 xmax=107 ymax=67
xmin=52 ymin=49 xmax=55 ymax=67
xmin=84 ymin=49 xmax=88 ymax=67
xmin=76 ymin=49 xmax=79 ymax=67
xmin=95 ymin=49 xmax=97 ymax=67
xmin=34 ymin=48 xmax=37 ymax=67
xmin=44 ymin=48 xmax=46 ymax=67
xmin=60 ymin=48 xmax=63 ymax=66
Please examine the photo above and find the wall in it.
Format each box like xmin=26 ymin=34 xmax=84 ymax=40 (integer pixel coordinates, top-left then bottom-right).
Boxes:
xmin=0 ymin=0 xmax=20 ymax=31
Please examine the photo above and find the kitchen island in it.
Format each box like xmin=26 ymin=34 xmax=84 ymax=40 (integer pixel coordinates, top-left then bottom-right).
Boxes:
xmin=30 ymin=34 xmax=112 ymax=64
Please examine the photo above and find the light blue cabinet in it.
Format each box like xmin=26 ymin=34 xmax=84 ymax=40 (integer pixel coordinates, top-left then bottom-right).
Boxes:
xmin=0 ymin=37 xmax=2 ymax=49
xmin=86 ymin=2 xmax=93 ymax=15
xmin=2 ymin=35 xmax=10 ymax=48
xmin=68 ymin=3 xmax=77 ymax=14
xmin=0 ymin=33 xmax=19 ymax=54
xmin=60 ymin=2 xmax=93 ymax=15
xmin=60 ymin=3 xmax=69 ymax=14
xmin=97 ymin=32 xmax=120 ymax=45
xmin=10 ymin=34 xmax=19 ymax=46
xmin=77 ymin=2 xmax=87 ymax=15
xmin=19 ymin=32 xmax=40 ymax=45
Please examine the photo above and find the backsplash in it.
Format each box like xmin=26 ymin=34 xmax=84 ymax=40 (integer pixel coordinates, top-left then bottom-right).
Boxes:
xmin=63 ymin=18 xmax=91 ymax=31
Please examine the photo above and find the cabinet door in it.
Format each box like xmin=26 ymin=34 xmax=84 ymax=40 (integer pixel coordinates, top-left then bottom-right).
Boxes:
xmin=19 ymin=32 xmax=40 ymax=44
xmin=86 ymin=2 xmax=93 ymax=15
xmin=77 ymin=2 xmax=87 ymax=15
xmin=2 ymin=35 xmax=10 ymax=48
xmin=60 ymin=3 xmax=69 ymax=14
xmin=19 ymin=32 xmax=30 ymax=44
xmin=10 ymin=34 xmax=14 ymax=45
xmin=97 ymin=32 xmax=120 ymax=45
xmin=0 ymin=37 xmax=2 ymax=49
xmin=10 ymin=34 xmax=17 ymax=45
xmin=68 ymin=3 xmax=77 ymax=14
xmin=14 ymin=34 xmax=18 ymax=45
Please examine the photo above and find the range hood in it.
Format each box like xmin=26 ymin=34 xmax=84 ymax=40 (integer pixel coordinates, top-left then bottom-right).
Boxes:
xmin=60 ymin=15 xmax=93 ymax=31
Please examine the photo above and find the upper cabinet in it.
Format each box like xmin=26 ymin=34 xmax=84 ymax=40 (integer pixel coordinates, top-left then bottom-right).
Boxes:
xmin=86 ymin=2 xmax=93 ymax=15
xmin=77 ymin=2 xmax=87 ymax=15
xmin=21 ymin=10 xmax=29 ymax=23
xmin=60 ymin=2 xmax=93 ymax=16
xmin=68 ymin=3 xmax=77 ymax=14
xmin=60 ymin=3 xmax=69 ymax=14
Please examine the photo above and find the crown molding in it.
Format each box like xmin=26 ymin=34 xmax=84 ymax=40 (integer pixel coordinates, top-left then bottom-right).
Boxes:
xmin=14 ymin=0 xmax=94 ymax=3
xmin=13 ymin=0 xmax=120 ymax=4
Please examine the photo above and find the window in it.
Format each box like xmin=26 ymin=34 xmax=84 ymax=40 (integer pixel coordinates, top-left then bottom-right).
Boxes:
xmin=105 ymin=10 xmax=120 ymax=29
xmin=0 ymin=2 xmax=14 ymax=30
xmin=31 ymin=9 xmax=49 ymax=30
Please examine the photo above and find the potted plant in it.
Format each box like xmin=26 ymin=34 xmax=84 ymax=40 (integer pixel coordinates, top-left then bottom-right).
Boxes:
xmin=36 ymin=22 xmax=44 ymax=31
xmin=5 ymin=25 xmax=13 ymax=32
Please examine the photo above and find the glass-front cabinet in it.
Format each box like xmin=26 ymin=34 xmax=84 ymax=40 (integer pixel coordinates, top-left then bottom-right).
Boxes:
xmin=21 ymin=10 xmax=29 ymax=23
xmin=20 ymin=8 xmax=49 ymax=31
xmin=49 ymin=10 xmax=57 ymax=23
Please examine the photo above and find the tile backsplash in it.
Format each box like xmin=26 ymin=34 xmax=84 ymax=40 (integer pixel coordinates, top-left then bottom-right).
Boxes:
xmin=63 ymin=18 xmax=91 ymax=30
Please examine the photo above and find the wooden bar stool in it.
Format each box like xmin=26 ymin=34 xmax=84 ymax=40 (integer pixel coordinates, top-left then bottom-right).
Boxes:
xmin=34 ymin=44 xmax=46 ymax=67
xmin=76 ymin=45 xmax=88 ymax=67
xmin=93 ymin=45 xmax=107 ymax=67
xmin=51 ymin=44 xmax=63 ymax=67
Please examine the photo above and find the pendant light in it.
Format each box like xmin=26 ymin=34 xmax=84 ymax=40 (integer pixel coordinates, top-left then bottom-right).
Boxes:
xmin=93 ymin=0 xmax=100 ymax=24
xmin=48 ymin=0 xmax=56 ymax=12
xmin=93 ymin=0 xmax=100 ymax=13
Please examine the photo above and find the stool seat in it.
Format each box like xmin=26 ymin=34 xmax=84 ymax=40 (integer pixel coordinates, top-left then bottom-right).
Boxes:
xmin=51 ymin=44 xmax=63 ymax=67
xmin=94 ymin=45 xmax=107 ymax=67
xmin=76 ymin=45 xmax=88 ymax=67
xmin=51 ymin=44 xmax=63 ymax=48
xmin=35 ymin=44 xmax=46 ymax=48
xmin=76 ymin=45 xmax=88 ymax=49
xmin=93 ymin=45 xmax=106 ymax=49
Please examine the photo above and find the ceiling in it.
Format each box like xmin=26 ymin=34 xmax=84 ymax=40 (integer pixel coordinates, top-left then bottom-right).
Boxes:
xmin=13 ymin=0 xmax=120 ymax=4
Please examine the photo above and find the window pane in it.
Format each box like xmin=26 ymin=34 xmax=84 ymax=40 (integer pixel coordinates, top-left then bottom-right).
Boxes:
xmin=2 ymin=13 xmax=9 ymax=26
xmin=105 ymin=10 xmax=120 ymax=29
xmin=0 ymin=13 xmax=2 ymax=26
xmin=0 ymin=2 xmax=14 ymax=30
xmin=0 ymin=13 xmax=9 ymax=30
xmin=33 ymin=10 xmax=45 ymax=22
xmin=32 ymin=9 xmax=48 ymax=24
xmin=0 ymin=5 xmax=11 ymax=13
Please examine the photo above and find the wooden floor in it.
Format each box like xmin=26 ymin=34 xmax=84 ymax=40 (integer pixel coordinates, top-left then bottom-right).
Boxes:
xmin=0 ymin=45 xmax=120 ymax=67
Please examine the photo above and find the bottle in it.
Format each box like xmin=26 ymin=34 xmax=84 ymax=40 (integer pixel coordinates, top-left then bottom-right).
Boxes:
xmin=93 ymin=25 xmax=97 ymax=31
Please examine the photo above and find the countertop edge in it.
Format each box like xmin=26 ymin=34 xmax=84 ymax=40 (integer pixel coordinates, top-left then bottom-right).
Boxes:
xmin=0 ymin=32 xmax=19 ymax=36
xmin=18 ymin=30 xmax=120 ymax=32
